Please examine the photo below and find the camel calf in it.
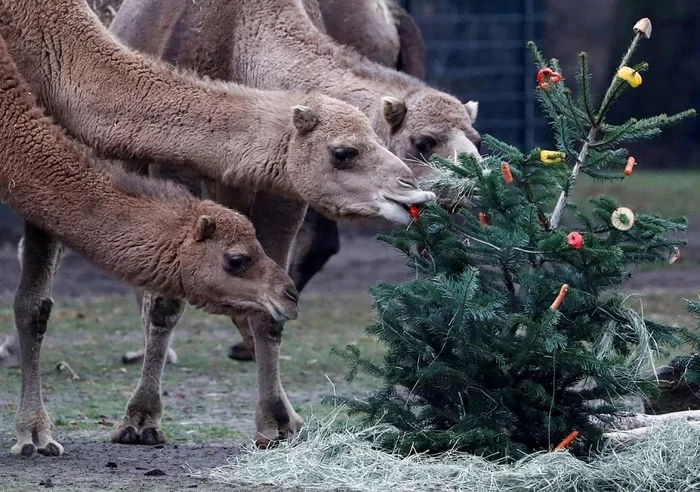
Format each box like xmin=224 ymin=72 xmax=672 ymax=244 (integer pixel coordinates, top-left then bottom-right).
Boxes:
xmin=0 ymin=33 xmax=297 ymax=456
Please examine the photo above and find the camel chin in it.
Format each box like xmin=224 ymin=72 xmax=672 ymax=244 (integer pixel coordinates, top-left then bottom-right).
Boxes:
xmin=377 ymin=190 xmax=436 ymax=224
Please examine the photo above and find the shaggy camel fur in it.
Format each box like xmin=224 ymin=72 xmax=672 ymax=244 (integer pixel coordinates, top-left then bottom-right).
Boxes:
xmin=0 ymin=0 xmax=433 ymax=447
xmin=111 ymin=0 xmax=481 ymax=371
xmin=317 ymin=0 xmax=425 ymax=78
xmin=0 ymin=33 xmax=299 ymax=456
xmin=291 ymin=0 xmax=428 ymax=295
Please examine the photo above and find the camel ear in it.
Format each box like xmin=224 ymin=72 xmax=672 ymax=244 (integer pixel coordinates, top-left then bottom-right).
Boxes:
xmin=464 ymin=101 xmax=479 ymax=123
xmin=292 ymin=105 xmax=320 ymax=133
xmin=382 ymin=96 xmax=407 ymax=130
xmin=193 ymin=215 xmax=216 ymax=242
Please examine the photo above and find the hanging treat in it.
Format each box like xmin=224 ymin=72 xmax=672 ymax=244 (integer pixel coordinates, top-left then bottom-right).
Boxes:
xmin=536 ymin=68 xmax=563 ymax=90
xmin=567 ymin=232 xmax=584 ymax=250
xmin=611 ymin=207 xmax=635 ymax=231
xmin=633 ymin=18 xmax=652 ymax=39
xmin=540 ymin=150 xmax=566 ymax=165
xmin=501 ymin=162 xmax=513 ymax=184
xmin=669 ymin=246 xmax=681 ymax=264
xmin=617 ymin=66 xmax=643 ymax=88
xmin=408 ymin=205 xmax=419 ymax=222
xmin=550 ymin=284 xmax=569 ymax=311
xmin=624 ymin=156 xmax=637 ymax=176
xmin=478 ymin=212 xmax=488 ymax=225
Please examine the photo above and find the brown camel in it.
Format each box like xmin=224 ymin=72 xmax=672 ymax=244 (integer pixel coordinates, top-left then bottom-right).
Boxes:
xmin=110 ymin=0 xmax=480 ymax=445
xmin=290 ymin=0 xmax=428 ymax=300
xmin=0 ymin=32 xmax=299 ymax=456
xmin=317 ymin=0 xmax=425 ymax=78
xmin=0 ymin=0 xmax=434 ymax=447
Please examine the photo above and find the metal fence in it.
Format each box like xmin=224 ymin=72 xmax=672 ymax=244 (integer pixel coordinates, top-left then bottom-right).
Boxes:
xmin=401 ymin=0 xmax=548 ymax=149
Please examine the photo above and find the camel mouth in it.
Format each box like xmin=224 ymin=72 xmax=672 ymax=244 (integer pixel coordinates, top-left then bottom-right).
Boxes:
xmin=378 ymin=197 xmax=413 ymax=224
xmin=262 ymin=296 xmax=299 ymax=323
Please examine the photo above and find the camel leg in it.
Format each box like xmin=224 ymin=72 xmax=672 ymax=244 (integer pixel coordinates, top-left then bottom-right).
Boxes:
xmin=121 ymin=288 xmax=179 ymax=365
xmin=11 ymin=224 xmax=63 ymax=457
xmin=288 ymin=208 xmax=340 ymax=293
xmin=113 ymin=292 xmax=184 ymax=445
xmin=224 ymin=189 xmax=308 ymax=363
xmin=1 ymin=237 xmax=27 ymax=368
xmin=119 ymin=160 xmax=196 ymax=365
xmin=0 ymin=332 xmax=20 ymax=368
xmin=234 ymin=313 xmax=303 ymax=447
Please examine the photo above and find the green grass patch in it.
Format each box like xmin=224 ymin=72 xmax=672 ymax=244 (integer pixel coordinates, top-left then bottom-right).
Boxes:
xmin=572 ymin=170 xmax=700 ymax=217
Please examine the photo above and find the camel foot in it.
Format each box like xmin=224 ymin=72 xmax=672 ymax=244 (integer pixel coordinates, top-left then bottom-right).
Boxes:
xmin=11 ymin=436 xmax=64 ymax=457
xmin=112 ymin=420 xmax=166 ymax=445
xmin=228 ymin=342 xmax=254 ymax=361
xmin=0 ymin=335 xmax=20 ymax=368
xmin=255 ymin=400 xmax=304 ymax=448
xmin=112 ymin=423 xmax=166 ymax=445
xmin=38 ymin=441 xmax=64 ymax=456
xmin=122 ymin=347 xmax=178 ymax=365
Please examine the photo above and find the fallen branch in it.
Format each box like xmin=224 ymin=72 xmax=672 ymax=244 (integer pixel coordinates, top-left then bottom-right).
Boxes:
xmin=610 ymin=410 xmax=700 ymax=430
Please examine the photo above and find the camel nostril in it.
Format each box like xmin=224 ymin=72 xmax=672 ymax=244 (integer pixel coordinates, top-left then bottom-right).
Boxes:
xmin=397 ymin=177 xmax=418 ymax=189
xmin=284 ymin=287 xmax=299 ymax=303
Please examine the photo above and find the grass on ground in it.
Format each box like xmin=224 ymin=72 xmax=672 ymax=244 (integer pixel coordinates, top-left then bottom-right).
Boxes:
xmin=0 ymin=293 xmax=383 ymax=446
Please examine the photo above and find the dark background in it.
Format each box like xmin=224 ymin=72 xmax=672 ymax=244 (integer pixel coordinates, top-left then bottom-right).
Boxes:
xmin=0 ymin=0 xmax=698 ymax=243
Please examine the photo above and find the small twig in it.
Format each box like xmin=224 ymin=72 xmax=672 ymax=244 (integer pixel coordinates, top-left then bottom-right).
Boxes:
xmin=459 ymin=233 xmax=543 ymax=255
xmin=57 ymin=361 xmax=80 ymax=380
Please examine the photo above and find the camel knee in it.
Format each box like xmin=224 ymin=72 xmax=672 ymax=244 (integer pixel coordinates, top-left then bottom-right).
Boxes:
xmin=145 ymin=295 xmax=184 ymax=330
xmin=258 ymin=320 xmax=284 ymax=342
xmin=13 ymin=295 xmax=53 ymax=338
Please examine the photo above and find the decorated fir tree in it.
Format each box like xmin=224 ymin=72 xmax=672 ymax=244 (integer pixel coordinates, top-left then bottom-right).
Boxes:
xmin=331 ymin=18 xmax=695 ymax=458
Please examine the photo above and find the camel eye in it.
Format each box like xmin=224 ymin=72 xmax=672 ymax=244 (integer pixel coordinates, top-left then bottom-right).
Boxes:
xmin=329 ymin=146 xmax=359 ymax=168
xmin=412 ymin=135 xmax=437 ymax=156
xmin=223 ymin=252 xmax=252 ymax=276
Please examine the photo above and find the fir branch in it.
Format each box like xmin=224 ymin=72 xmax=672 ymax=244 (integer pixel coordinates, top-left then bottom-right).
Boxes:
xmin=550 ymin=28 xmax=648 ymax=230
xmin=597 ymin=32 xmax=647 ymax=124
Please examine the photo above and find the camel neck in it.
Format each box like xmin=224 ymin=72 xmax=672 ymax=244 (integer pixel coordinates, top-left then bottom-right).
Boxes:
xmin=0 ymin=0 xmax=296 ymax=198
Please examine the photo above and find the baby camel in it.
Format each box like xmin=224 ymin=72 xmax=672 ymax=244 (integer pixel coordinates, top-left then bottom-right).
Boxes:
xmin=0 ymin=33 xmax=297 ymax=457
xmin=0 ymin=0 xmax=433 ymax=446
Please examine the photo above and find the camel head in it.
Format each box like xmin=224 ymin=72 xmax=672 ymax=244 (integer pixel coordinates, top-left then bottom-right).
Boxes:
xmin=286 ymin=93 xmax=435 ymax=225
xmin=377 ymin=89 xmax=482 ymax=179
xmin=178 ymin=202 xmax=299 ymax=321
